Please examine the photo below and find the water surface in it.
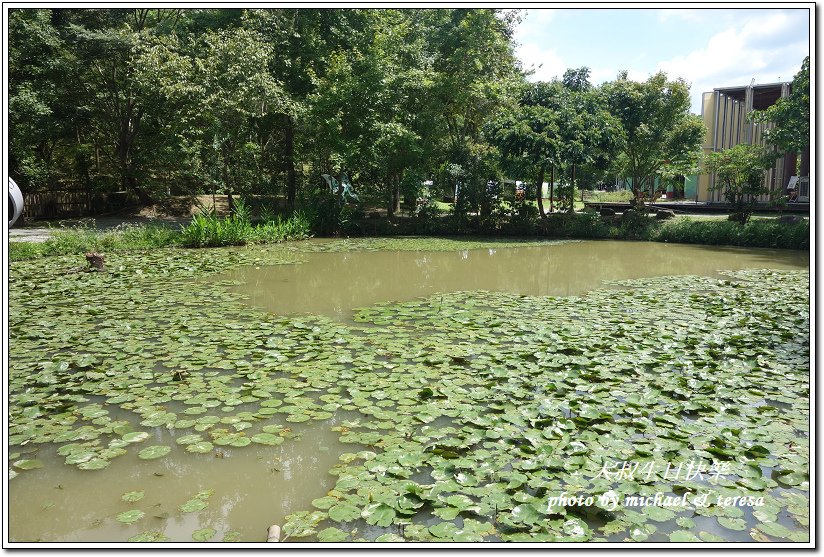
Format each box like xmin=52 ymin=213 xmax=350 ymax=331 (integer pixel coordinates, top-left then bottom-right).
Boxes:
xmin=220 ymin=241 xmax=809 ymax=318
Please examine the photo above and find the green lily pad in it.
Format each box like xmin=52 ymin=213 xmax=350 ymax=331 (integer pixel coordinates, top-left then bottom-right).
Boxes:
xmin=138 ymin=446 xmax=171 ymax=460
xmin=362 ymin=502 xmax=395 ymax=527
xmin=129 ymin=530 xmax=170 ymax=542
xmin=179 ymin=498 xmax=208 ymax=513
xmin=122 ymin=491 xmax=145 ymax=503
xmin=186 ymin=441 xmax=214 ymax=454
xmin=317 ymin=527 xmax=349 ymax=542
xmin=192 ymin=528 xmax=217 ymax=542
xmin=328 ymin=503 xmax=361 ymax=523
xmin=122 ymin=432 xmax=150 ymax=444
xmin=250 ymin=433 xmax=283 ymax=446
xmin=116 ymin=509 xmax=145 ymax=524
xmin=669 ymin=530 xmax=700 ymax=542
xmin=13 ymin=459 xmax=43 ymax=470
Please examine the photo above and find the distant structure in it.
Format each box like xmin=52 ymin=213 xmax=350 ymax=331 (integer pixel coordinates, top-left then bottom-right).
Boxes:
xmin=690 ymin=81 xmax=810 ymax=203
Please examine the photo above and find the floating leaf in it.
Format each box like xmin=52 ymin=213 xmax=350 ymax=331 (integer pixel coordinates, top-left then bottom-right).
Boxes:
xmin=362 ymin=502 xmax=395 ymax=527
xmin=250 ymin=433 xmax=283 ymax=446
xmin=669 ymin=530 xmax=700 ymax=542
xmin=179 ymin=498 xmax=208 ymax=513
xmin=186 ymin=441 xmax=214 ymax=454
xmin=122 ymin=432 xmax=150 ymax=444
xmin=116 ymin=510 xmax=145 ymax=524
xmin=317 ymin=527 xmax=349 ymax=542
xmin=129 ymin=530 xmax=170 ymax=542
xmin=328 ymin=503 xmax=361 ymax=523
xmin=13 ymin=459 xmax=43 ymax=470
xmin=192 ymin=528 xmax=217 ymax=542
xmin=122 ymin=491 xmax=145 ymax=503
xmin=138 ymin=446 xmax=171 ymax=460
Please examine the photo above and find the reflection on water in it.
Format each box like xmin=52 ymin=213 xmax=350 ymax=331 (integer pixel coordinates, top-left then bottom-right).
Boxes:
xmin=219 ymin=241 xmax=809 ymax=318
xmin=8 ymin=421 xmax=346 ymax=543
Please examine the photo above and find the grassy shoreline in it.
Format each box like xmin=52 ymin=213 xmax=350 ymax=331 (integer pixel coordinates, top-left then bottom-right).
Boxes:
xmin=8 ymin=214 xmax=809 ymax=262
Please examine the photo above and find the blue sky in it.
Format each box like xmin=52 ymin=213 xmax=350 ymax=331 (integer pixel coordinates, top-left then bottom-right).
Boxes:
xmin=513 ymin=7 xmax=812 ymax=113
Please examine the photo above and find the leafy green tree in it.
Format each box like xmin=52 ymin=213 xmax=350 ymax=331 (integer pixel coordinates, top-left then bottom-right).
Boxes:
xmin=428 ymin=9 xmax=522 ymax=220
xmin=751 ymin=56 xmax=810 ymax=156
xmin=488 ymin=76 xmax=621 ymax=217
xmin=602 ymin=71 xmax=704 ymax=208
xmin=8 ymin=9 xmax=73 ymax=191
xmin=705 ymin=143 xmax=773 ymax=224
xmin=65 ymin=9 xmax=185 ymax=205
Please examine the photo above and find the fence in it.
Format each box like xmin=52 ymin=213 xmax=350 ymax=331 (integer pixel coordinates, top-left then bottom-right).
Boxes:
xmin=21 ymin=189 xmax=136 ymax=220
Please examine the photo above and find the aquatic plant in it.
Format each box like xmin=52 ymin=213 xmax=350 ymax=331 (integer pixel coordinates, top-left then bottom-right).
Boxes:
xmin=7 ymin=238 xmax=809 ymax=543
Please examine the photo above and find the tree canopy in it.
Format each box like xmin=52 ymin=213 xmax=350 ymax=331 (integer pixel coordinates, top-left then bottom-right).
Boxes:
xmin=601 ymin=71 xmax=705 ymax=206
xmin=10 ymin=8 xmax=715 ymax=226
xmin=751 ymin=56 xmax=810 ymax=156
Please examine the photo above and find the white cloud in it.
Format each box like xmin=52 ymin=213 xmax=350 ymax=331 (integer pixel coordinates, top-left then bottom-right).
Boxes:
xmin=516 ymin=42 xmax=566 ymax=82
xmin=657 ymin=10 xmax=809 ymax=113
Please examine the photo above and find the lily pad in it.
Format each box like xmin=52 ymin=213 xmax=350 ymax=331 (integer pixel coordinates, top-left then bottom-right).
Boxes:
xmin=317 ymin=527 xmax=349 ymax=542
xmin=116 ymin=509 xmax=145 ymax=524
xmin=179 ymin=498 xmax=208 ymax=513
xmin=192 ymin=528 xmax=217 ymax=542
xmin=138 ymin=446 xmax=171 ymax=460
xmin=122 ymin=491 xmax=145 ymax=503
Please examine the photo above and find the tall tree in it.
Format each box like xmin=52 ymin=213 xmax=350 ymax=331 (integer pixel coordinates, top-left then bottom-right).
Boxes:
xmin=601 ymin=71 xmax=704 ymax=208
xmin=751 ymin=56 xmax=810 ymax=156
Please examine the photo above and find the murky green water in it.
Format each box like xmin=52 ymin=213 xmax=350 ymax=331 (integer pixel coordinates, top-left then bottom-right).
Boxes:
xmin=8 ymin=239 xmax=810 ymax=544
xmin=8 ymin=418 xmax=349 ymax=543
xmin=219 ymin=241 xmax=809 ymax=318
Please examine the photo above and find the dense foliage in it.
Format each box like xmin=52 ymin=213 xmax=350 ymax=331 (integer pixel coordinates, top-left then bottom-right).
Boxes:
xmin=8 ymin=8 xmax=521 ymax=219
xmin=8 ymin=8 xmax=808 ymax=234
xmin=751 ymin=56 xmax=810 ymax=155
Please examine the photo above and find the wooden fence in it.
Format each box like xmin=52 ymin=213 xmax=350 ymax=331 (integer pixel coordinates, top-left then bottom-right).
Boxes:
xmin=21 ymin=190 xmax=137 ymax=220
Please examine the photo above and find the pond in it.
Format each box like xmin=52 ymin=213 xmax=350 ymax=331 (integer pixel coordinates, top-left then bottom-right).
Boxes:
xmin=217 ymin=240 xmax=809 ymax=318
xmin=7 ymin=238 xmax=810 ymax=544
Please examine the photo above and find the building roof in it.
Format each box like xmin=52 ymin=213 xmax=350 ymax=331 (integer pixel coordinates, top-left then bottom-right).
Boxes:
xmin=711 ymin=82 xmax=789 ymax=109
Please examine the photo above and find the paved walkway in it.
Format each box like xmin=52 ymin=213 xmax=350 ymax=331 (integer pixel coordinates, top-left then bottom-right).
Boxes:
xmin=9 ymin=216 xmax=190 ymax=243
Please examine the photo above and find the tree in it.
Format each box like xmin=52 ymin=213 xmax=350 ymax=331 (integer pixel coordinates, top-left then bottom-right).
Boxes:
xmin=602 ymin=71 xmax=704 ymax=208
xmin=8 ymin=9 xmax=74 ymax=191
xmin=705 ymin=144 xmax=773 ymax=224
xmin=751 ymin=56 xmax=810 ymax=156
xmin=488 ymin=76 xmax=621 ymax=217
xmin=428 ymin=9 xmax=522 ymax=220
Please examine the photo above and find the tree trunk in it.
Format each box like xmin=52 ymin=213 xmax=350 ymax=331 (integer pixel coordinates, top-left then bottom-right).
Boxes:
xmin=569 ymin=163 xmax=576 ymax=213
xmin=386 ymin=175 xmax=395 ymax=217
xmin=392 ymin=173 xmax=401 ymax=215
xmin=223 ymin=162 xmax=235 ymax=216
xmin=285 ymin=116 xmax=297 ymax=211
xmin=536 ymin=164 xmax=547 ymax=219
xmin=127 ymin=176 xmax=153 ymax=206
xmin=549 ymin=166 xmax=555 ymax=213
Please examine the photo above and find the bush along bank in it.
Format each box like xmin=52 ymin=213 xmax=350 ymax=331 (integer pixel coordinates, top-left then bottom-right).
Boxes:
xmin=9 ymin=207 xmax=312 ymax=261
xmin=8 ymin=211 xmax=808 ymax=262
xmin=343 ymin=211 xmax=809 ymax=250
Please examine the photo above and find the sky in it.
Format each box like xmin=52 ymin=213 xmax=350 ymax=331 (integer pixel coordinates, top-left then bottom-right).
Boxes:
xmin=512 ymin=7 xmax=811 ymax=114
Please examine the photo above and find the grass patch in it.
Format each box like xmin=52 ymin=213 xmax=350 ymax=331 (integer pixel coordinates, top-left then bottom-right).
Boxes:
xmin=9 ymin=208 xmax=312 ymax=261
xmin=9 ymin=223 xmax=185 ymax=261
xmin=180 ymin=205 xmax=310 ymax=248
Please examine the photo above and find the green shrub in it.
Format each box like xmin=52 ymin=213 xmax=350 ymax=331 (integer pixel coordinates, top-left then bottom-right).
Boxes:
xmin=654 ymin=217 xmax=809 ymax=249
xmin=584 ymin=190 xmax=633 ymax=203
